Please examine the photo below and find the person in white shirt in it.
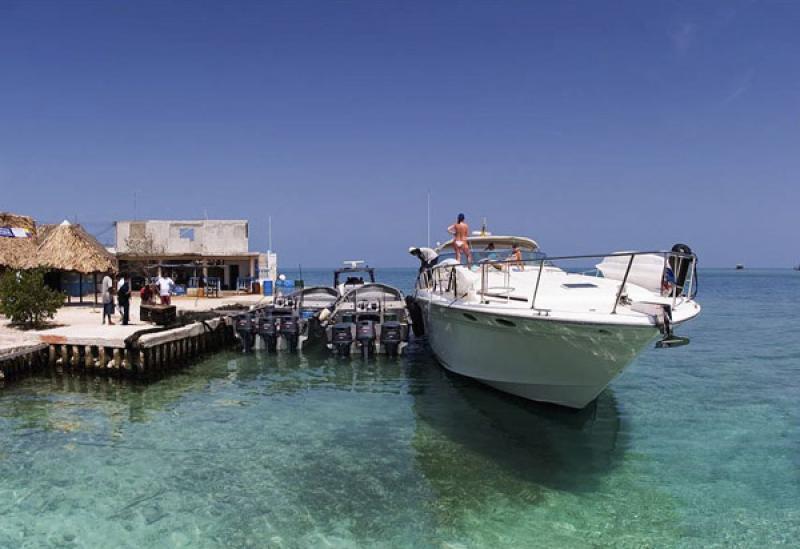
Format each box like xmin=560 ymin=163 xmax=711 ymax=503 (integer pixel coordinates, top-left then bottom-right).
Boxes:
xmin=157 ymin=274 xmax=174 ymax=306
xmin=101 ymin=270 xmax=115 ymax=325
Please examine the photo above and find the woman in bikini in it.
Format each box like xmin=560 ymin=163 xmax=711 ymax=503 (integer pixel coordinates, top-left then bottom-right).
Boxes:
xmin=447 ymin=213 xmax=473 ymax=265
xmin=509 ymin=243 xmax=524 ymax=270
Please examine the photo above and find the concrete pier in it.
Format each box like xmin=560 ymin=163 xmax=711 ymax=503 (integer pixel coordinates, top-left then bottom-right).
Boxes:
xmin=0 ymin=344 xmax=49 ymax=385
xmin=33 ymin=317 xmax=236 ymax=378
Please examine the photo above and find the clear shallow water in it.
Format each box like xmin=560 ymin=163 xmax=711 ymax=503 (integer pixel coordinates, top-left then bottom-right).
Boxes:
xmin=1 ymin=269 xmax=798 ymax=548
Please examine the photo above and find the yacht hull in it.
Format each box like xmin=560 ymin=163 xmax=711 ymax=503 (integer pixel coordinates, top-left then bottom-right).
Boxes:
xmin=419 ymin=299 xmax=659 ymax=408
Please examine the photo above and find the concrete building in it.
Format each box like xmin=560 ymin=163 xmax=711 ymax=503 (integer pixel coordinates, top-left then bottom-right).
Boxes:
xmin=115 ymin=219 xmax=276 ymax=290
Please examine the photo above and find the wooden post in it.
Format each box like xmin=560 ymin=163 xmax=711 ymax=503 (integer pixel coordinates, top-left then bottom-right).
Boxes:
xmin=98 ymin=347 xmax=106 ymax=369
xmin=85 ymin=346 xmax=93 ymax=369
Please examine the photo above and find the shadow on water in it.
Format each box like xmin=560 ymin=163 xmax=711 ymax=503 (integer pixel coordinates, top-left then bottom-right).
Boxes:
xmin=405 ymin=339 xmax=627 ymax=496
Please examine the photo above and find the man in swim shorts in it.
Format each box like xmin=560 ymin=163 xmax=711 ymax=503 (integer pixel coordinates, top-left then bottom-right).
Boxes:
xmin=447 ymin=213 xmax=472 ymax=265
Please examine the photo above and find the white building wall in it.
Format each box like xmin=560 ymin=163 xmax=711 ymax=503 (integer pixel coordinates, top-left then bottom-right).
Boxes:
xmin=116 ymin=220 xmax=249 ymax=255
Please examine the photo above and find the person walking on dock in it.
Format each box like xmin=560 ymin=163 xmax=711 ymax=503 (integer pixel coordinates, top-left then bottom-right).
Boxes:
xmin=101 ymin=270 xmax=115 ymax=325
xmin=157 ymin=273 xmax=175 ymax=306
xmin=116 ymin=274 xmax=126 ymax=323
xmin=447 ymin=213 xmax=472 ymax=266
xmin=117 ymin=275 xmax=131 ymax=325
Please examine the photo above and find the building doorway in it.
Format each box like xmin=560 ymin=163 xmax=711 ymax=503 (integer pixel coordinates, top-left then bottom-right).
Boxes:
xmin=229 ymin=264 xmax=239 ymax=291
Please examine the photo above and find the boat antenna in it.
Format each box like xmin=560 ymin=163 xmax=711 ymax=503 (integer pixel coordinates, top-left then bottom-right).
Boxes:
xmin=298 ymin=263 xmax=304 ymax=311
xmin=426 ymin=190 xmax=431 ymax=248
xmin=268 ymin=215 xmax=272 ymax=252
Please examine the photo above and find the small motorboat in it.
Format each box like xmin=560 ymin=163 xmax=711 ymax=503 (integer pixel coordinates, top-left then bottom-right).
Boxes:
xmin=333 ymin=260 xmax=376 ymax=295
xmin=736 ymin=264 xmax=745 ymax=270
xmin=234 ymin=285 xmax=339 ymax=353
xmin=321 ymin=262 xmax=412 ymax=357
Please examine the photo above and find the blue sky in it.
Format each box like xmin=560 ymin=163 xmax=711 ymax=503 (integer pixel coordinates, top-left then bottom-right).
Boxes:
xmin=1 ymin=1 xmax=797 ymax=267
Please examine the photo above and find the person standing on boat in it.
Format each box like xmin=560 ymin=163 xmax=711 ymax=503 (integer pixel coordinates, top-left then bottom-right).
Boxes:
xmin=448 ymin=213 xmax=472 ymax=265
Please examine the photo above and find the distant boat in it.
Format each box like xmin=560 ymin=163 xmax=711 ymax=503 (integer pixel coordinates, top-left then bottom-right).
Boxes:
xmin=735 ymin=264 xmax=744 ymax=270
xmin=794 ymin=265 xmax=800 ymax=271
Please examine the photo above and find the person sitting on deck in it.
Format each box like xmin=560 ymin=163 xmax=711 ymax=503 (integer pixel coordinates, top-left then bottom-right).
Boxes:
xmin=484 ymin=242 xmax=503 ymax=271
xmin=508 ymin=243 xmax=524 ymax=270
xmin=447 ymin=213 xmax=472 ymax=266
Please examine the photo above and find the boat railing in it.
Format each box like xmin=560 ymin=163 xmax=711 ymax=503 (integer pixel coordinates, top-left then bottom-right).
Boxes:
xmin=421 ymin=250 xmax=698 ymax=314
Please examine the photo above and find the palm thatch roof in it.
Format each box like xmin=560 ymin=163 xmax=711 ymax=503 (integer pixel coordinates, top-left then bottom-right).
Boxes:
xmin=0 ymin=212 xmax=38 ymax=269
xmin=36 ymin=221 xmax=118 ymax=274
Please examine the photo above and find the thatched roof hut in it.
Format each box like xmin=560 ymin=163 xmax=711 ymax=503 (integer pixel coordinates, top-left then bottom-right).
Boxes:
xmin=36 ymin=221 xmax=118 ymax=274
xmin=0 ymin=212 xmax=38 ymax=269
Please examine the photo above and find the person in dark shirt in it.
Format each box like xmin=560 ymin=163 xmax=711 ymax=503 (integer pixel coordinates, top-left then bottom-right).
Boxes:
xmin=117 ymin=276 xmax=131 ymax=325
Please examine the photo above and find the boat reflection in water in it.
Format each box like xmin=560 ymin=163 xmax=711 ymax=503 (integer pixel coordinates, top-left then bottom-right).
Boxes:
xmin=406 ymin=344 xmax=627 ymax=496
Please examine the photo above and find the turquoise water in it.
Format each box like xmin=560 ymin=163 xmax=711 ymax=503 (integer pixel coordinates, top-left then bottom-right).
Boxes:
xmin=1 ymin=269 xmax=798 ymax=548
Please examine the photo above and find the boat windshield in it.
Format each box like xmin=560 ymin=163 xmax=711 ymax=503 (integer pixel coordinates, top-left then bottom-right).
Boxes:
xmin=437 ymin=248 xmax=547 ymax=265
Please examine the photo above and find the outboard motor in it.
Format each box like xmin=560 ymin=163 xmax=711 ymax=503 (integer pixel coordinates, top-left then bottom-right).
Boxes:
xmin=331 ymin=322 xmax=354 ymax=357
xmin=235 ymin=314 xmax=255 ymax=353
xmin=356 ymin=320 xmax=376 ymax=358
xmin=668 ymin=243 xmax=693 ymax=294
xmin=380 ymin=321 xmax=403 ymax=357
xmin=257 ymin=315 xmax=279 ymax=353
xmin=280 ymin=317 xmax=300 ymax=353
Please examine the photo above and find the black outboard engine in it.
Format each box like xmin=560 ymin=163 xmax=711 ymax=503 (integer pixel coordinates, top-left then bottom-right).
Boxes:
xmin=669 ymin=243 xmax=693 ymax=294
xmin=332 ymin=322 xmax=354 ymax=357
xmin=356 ymin=320 xmax=376 ymax=358
xmin=280 ymin=317 xmax=300 ymax=353
xmin=235 ymin=313 xmax=256 ymax=353
xmin=380 ymin=321 xmax=403 ymax=357
xmin=257 ymin=315 xmax=279 ymax=353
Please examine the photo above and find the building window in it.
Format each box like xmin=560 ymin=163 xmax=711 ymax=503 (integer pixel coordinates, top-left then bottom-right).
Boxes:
xmin=130 ymin=222 xmax=146 ymax=240
xmin=179 ymin=228 xmax=195 ymax=241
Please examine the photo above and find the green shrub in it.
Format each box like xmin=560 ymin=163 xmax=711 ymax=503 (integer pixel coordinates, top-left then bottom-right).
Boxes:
xmin=0 ymin=269 xmax=64 ymax=329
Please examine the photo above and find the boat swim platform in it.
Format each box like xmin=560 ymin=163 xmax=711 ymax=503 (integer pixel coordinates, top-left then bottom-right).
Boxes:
xmin=0 ymin=317 xmax=236 ymax=386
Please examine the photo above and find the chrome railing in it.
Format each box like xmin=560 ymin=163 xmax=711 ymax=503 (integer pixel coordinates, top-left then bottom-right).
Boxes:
xmin=418 ymin=250 xmax=698 ymax=313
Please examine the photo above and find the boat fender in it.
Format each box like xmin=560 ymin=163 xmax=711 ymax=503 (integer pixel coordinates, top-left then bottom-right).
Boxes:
xmin=406 ymin=296 xmax=425 ymax=337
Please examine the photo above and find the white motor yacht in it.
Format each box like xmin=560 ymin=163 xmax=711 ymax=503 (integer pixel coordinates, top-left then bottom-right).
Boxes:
xmin=408 ymin=236 xmax=700 ymax=409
